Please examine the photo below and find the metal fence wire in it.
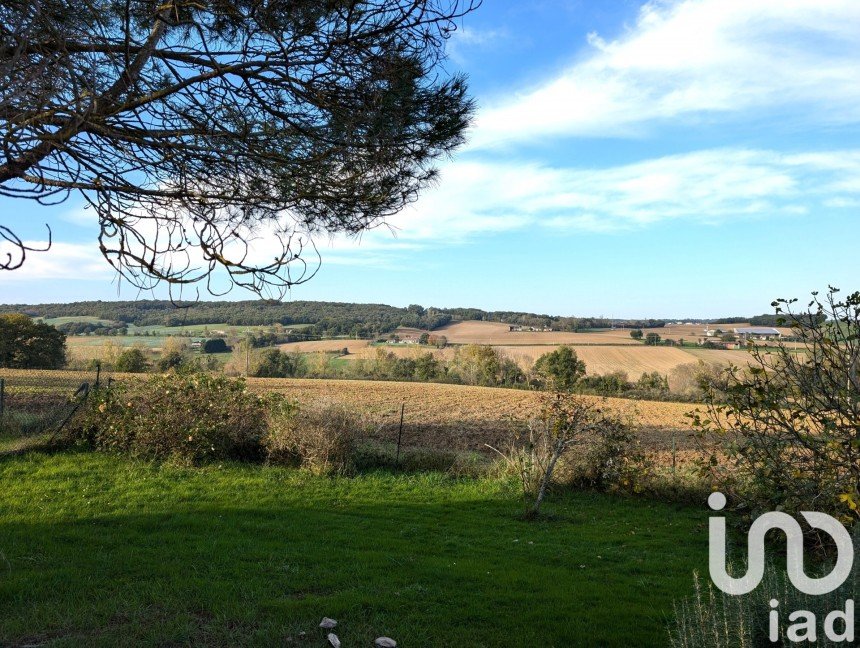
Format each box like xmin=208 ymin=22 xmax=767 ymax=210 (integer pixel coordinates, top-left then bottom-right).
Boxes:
xmin=0 ymin=365 xmax=104 ymax=444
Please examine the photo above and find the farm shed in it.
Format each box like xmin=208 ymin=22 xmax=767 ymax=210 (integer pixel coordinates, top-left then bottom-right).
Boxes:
xmin=733 ymin=326 xmax=781 ymax=341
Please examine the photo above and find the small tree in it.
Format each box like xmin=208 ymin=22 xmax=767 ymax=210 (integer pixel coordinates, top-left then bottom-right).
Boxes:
xmin=157 ymin=350 xmax=185 ymax=372
xmin=630 ymin=329 xmax=644 ymax=340
xmin=255 ymin=349 xmax=303 ymax=378
xmin=203 ymin=338 xmax=229 ymax=354
xmin=645 ymin=332 xmax=662 ymax=346
xmin=115 ymin=348 xmax=148 ymax=373
xmin=533 ymin=345 xmax=586 ymax=391
xmin=490 ymin=394 xmax=627 ymax=519
xmin=695 ymin=287 xmax=860 ymax=521
xmin=414 ymin=352 xmax=442 ymax=381
xmin=0 ymin=314 xmax=66 ymax=368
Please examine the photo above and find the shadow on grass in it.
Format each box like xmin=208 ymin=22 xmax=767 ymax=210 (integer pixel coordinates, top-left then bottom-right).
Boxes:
xmin=0 ymin=451 xmax=708 ymax=648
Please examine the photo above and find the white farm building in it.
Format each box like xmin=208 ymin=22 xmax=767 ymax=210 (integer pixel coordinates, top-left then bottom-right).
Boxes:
xmin=733 ymin=326 xmax=782 ymax=341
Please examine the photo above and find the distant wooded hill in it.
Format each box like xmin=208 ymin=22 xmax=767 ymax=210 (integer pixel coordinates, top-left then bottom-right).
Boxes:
xmin=0 ymin=300 xmax=678 ymax=337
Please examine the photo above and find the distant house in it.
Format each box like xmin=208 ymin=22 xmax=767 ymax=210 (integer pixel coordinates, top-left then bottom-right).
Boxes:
xmin=734 ymin=327 xmax=782 ymax=341
xmin=509 ymin=325 xmax=552 ymax=332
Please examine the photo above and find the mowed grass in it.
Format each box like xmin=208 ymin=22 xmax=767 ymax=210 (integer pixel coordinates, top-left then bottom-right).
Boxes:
xmin=0 ymin=452 xmax=708 ymax=647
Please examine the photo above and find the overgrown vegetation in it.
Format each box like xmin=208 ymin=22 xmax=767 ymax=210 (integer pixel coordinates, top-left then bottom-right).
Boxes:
xmin=72 ymin=374 xmax=271 ymax=464
xmin=669 ymin=531 xmax=858 ymax=647
xmin=695 ymin=287 xmax=860 ymax=522
xmin=490 ymin=393 xmax=641 ymax=518
xmin=265 ymin=400 xmax=361 ymax=474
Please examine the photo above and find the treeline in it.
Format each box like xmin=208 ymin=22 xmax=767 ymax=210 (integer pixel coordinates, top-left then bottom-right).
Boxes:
xmin=248 ymin=344 xmax=720 ymax=402
xmin=436 ymin=308 xmax=667 ymax=331
xmin=713 ymin=314 xmax=825 ymax=326
xmin=55 ymin=321 xmax=128 ymax=336
xmin=1 ymin=301 xmax=453 ymax=337
xmin=2 ymin=300 xmax=673 ymax=334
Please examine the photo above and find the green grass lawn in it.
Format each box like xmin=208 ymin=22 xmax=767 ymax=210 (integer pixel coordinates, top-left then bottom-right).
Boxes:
xmin=0 ymin=452 xmax=709 ymax=647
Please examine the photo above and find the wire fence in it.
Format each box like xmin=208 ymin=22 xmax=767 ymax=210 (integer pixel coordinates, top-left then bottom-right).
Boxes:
xmin=0 ymin=366 xmax=105 ymax=451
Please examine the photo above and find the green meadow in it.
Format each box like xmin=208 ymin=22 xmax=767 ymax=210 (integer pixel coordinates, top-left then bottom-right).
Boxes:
xmin=0 ymin=452 xmax=708 ymax=647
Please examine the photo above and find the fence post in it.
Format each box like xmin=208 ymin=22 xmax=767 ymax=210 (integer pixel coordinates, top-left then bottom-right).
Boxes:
xmin=94 ymin=361 xmax=101 ymax=388
xmin=395 ymin=403 xmax=405 ymax=465
xmin=0 ymin=378 xmax=5 ymax=417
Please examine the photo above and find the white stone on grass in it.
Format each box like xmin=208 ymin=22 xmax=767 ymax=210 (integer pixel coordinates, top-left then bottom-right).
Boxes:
xmin=319 ymin=617 xmax=338 ymax=629
xmin=328 ymin=632 xmax=341 ymax=648
xmin=375 ymin=638 xmax=397 ymax=647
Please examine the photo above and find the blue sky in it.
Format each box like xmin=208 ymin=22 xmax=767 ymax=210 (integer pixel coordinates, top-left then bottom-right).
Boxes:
xmin=3 ymin=0 xmax=860 ymax=318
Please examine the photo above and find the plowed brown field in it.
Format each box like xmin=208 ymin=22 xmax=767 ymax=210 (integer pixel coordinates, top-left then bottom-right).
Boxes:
xmin=245 ymin=377 xmax=699 ymax=454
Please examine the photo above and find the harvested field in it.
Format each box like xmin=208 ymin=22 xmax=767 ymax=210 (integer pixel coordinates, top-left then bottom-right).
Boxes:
xmin=346 ymin=344 xmax=457 ymax=362
xmin=245 ymin=377 xmax=700 ymax=457
xmin=0 ymin=369 xmax=708 ymax=467
xmin=491 ymin=345 xmax=697 ymax=377
xmin=680 ymin=348 xmax=756 ymax=366
xmin=278 ymin=339 xmax=370 ymax=354
xmin=435 ymin=320 xmax=640 ymax=345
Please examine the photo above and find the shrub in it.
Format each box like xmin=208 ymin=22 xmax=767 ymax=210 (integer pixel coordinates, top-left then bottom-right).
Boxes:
xmin=571 ymin=415 xmax=641 ymax=490
xmin=264 ymin=400 xmax=361 ymax=474
xmin=636 ymin=371 xmax=669 ymax=394
xmin=157 ymin=350 xmax=185 ymax=372
xmin=202 ymin=338 xmax=229 ymax=353
xmin=695 ymin=287 xmax=860 ymax=522
xmin=254 ymin=348 xmax=304 ymax=378
xmin=533 ymin=345 xmax=586 ymax=391
xmin=71 ymin=374 xmax=270 ymax=464
xmin=668 ymin=361 xmax=727 ymax=400
xmin=577 ymin=371 xmax=631 ymax=396
xmin=669 ymin=527 xmax=858 ymax=647
xmin=490 ymin=393 xmax=631 ymax=518
xmin=114 ymin=348 xmax=147 ymax=373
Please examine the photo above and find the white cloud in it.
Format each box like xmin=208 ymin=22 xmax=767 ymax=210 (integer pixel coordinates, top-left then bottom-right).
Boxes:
xmin=7 ymin=148 xmax=859 ymax=282
xmin=470 ymin=0 xmax=860 ymax=148
xmin=0 ymin=240 xmax=113 ymax=281
xmin=341 ymin=148 xmax=860 ymax=243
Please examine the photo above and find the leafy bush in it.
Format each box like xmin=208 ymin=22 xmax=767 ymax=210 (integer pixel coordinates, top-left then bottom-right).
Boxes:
xmin=264 ymin=400 xmax=361 ymax=474
xmin=577 ymin=371 xmax=630 ymax=396
xmin=695 ymin=287 xmax=860 ymax=522
xmin=71 ymin=374 xmax=270 ymax=463
xmin=114 ymin=348 xmax=147 ymax=373
xmin=202 ymin=338 xmax=229 ymax=353
xmin=157 ymin=350 xmax=185 ymax=372
xmin=0 ymin=313 xmax=66 ymax=369
xmin=254 ymin=348 xmax=305 ymax=378
xmin=449 ymin=344 xmax=525 ymax=387
xmin=571 ymin=414 xmax=642 ymax=490
xmin=533 ymin=345 xmax=586 ymax=391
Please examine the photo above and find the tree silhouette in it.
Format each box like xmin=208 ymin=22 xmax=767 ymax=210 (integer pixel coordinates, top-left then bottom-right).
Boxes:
xmin=1 ymin=0 xmax=477 ymax=296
